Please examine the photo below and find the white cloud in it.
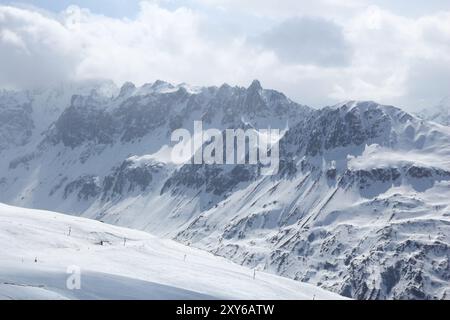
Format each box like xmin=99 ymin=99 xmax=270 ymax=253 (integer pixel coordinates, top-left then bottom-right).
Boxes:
xmin=193 ymin=0 xmax=365 ymax=20
xmin=330 ymin=6 xmax=450 ymax=109
xmin=255 ymin=17 xmax=352 ymax=67
xmin=0 ymin=6 xmax=81 ymax=88
xmin=0 ymin=1 xmax=449 ymax=110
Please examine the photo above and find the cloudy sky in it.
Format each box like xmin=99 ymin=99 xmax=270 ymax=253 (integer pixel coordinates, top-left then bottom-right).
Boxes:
xmin=0 ymin=0 xmax=449 ymax=110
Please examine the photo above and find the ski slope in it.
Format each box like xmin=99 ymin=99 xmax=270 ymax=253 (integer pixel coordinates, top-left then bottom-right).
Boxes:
xmin=0 ymin=203 xmax=344 ymax=300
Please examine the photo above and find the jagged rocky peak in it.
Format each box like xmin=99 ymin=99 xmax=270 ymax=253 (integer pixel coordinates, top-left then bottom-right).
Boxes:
xmin=152 ymin=79 xmax=173 ymax=89
xmin=245 ymin=80 xmax=264 ymax=107
xmin=281 ymin=99 xmax=424 ymax=158
xmin=341 ymin=101 xmax=415 ymax=124
xmin=231 ymin=79 xmax=306 ymax=119
xmin=128 ymin=80 xmax=178 ymax=96
xmin=118 ymin=81 xmax=136 ymax=97
xmin=248 ymin=79 xmax=263 ymax=92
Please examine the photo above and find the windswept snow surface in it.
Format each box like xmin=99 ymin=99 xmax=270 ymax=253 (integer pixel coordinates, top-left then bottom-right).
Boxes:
xmin=0 ymin=203 xmax=344 ymax=300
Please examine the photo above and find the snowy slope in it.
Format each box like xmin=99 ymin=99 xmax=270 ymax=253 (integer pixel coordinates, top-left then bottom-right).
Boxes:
xmin=416 ymin=97 xmax=450 ymax=126
xmin=0 ymin=203 xmax=343 ymax=300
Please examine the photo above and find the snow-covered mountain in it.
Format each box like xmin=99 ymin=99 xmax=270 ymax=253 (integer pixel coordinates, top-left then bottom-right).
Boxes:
xmin=0 ymin=203 xmax=342 ymax=300
xmin=0 ymin=81 xmax=449 ymax=300
xmin=416 ymin=97 xmax=450 ymax=126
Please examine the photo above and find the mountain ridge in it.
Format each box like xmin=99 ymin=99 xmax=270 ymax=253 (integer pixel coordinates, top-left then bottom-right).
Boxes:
xmin=0 ymin=80 xmax=449 ymax=300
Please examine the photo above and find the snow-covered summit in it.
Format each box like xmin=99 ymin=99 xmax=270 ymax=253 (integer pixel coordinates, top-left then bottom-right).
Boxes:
xmin=0 ymin=80 xmax=449 ymax=300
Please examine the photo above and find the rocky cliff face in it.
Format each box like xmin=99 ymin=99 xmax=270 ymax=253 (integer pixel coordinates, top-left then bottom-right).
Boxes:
xmin=0 ymin=81 xmax=449 ymax=300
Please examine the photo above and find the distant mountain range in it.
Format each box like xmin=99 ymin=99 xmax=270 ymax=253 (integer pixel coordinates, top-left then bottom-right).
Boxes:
xmin=0 ymin=80 xmax=449 ymax=300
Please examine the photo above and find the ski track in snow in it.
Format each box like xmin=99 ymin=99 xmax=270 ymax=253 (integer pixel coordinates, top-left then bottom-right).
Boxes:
xmin=0 ymin=203 xmax=345 ymax=300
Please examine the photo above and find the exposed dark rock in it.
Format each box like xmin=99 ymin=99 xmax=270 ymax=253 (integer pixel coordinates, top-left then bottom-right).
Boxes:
xmin=64 ymin=175 xmax=101 ymax=201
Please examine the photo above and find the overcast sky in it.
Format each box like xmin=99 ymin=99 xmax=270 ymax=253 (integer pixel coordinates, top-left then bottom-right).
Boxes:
xmin=0 ymin=0 xmax=449 ymax=110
